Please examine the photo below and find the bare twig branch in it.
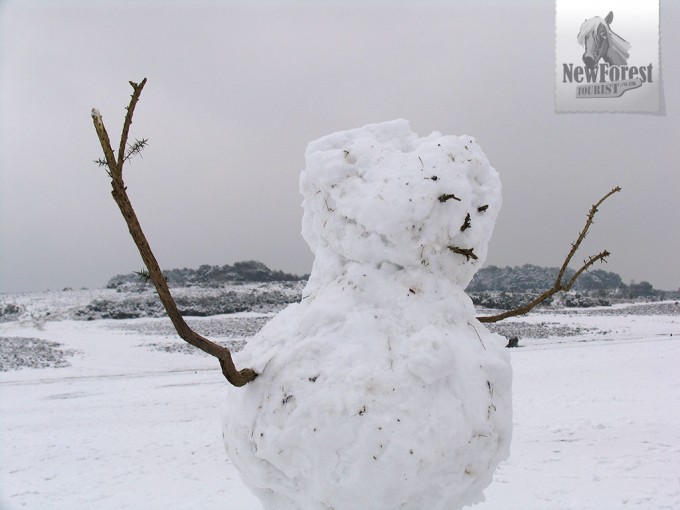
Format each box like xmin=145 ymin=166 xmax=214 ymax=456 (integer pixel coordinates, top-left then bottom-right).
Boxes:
xmin=439 ymin=193 xmax=461 ymax=202
xmin=554 ymin=186 xmax=620 ymax=286
xmin=448 ymin=246 xmax=478 ymax=261
xmin=91 ymin=79 xmax=257 ymax=386
xmin=91 ymin=108 xmax=117 ymax=176
xmin=565 ymin=251 xmax=610 ymax=289
xmin=460 ymin=213 xmax=471 ymax=232
xmin=477 ymin=187 xmax=621 ymax=323
xmin=116 ymin=80 xmax=147 ymax=174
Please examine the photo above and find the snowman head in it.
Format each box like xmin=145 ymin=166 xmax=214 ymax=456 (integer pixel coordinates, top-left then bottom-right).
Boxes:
xmin=300 ymin=120 xmax=501 ymax=288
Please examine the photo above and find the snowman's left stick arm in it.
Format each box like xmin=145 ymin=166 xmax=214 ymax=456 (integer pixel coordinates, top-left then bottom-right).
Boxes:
xmin=477 ymin=186 xmax=620 ymax=323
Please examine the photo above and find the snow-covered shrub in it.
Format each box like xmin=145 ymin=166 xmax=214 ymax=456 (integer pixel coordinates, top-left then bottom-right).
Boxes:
xmin=223 ymin=120 xmax=512 ymax=510
xmin=0 ymin=303 xmax=24 ymax=323
xmin=0 ymin=337 xmax=76 ymax=371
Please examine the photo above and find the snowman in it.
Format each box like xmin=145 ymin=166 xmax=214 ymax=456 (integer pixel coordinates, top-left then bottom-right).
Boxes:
xmin=222 ymin=119 xmax=512 ymax=510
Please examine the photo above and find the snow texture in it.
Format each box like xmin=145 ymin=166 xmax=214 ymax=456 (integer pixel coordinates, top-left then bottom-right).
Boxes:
xmin=222 ymin=120 xmax=511 ymax=510
xmin=1 ymin=301 xmax=679 ymax=509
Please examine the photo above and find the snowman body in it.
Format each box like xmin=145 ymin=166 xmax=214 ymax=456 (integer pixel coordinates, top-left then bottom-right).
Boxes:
xmin=223 ymin=120 xmax=512 ymax=510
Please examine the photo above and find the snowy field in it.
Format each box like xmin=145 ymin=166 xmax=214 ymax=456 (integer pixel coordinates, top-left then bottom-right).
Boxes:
xmin=1 ymin=299 xmax=679 ymax=509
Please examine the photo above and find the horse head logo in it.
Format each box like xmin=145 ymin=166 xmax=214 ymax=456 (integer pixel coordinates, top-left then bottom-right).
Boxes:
xmin=577 ymin=11 xmax=630 ymax=68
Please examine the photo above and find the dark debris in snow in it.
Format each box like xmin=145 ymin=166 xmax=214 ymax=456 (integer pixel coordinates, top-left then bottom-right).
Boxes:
xmin=0 ymin=337 xmax=77 ymax=371
xmin=145 ymin=338 xmax=247 ymax=355
xmin=486 ymin=321 xmax=604 ymax=339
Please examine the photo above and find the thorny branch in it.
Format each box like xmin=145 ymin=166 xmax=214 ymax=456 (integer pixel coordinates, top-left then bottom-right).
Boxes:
xmin=123 ymin=138 xmax=149 ymax=164
xmin=91 ymin=78 xmax=257 ymax=386
xmin=477 ymin=186 xmax=621 ymax=323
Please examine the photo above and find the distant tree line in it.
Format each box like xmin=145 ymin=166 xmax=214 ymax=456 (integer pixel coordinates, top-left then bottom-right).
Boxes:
xmin=467 ymin=264 xmax=676 ymax=309
xmin=106 ymin=260 xmax=308 ymax=291
xmin=105 ymin=261 xmax=671 ymax=302
xmin=76 ymin=283 xmax=304 ymax=320
xmin=467 ymin=265 xmax=623 ymax=293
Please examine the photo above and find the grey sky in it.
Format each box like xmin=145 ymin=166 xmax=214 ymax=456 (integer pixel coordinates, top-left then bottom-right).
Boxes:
xmin=1 ymin=0 xmax=678 ymax=294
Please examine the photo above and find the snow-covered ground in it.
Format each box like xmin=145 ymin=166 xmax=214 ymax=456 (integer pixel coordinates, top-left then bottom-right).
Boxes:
xmin=1 ymin=299 xmax=679 ymax=509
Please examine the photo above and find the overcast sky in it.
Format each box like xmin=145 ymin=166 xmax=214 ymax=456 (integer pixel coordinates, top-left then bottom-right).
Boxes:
xmin=1 ymin=0 xmax=678 ymax=294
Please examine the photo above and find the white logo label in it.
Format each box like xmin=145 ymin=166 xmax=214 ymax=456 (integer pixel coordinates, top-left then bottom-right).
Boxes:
xmin=556 ymin=0 xmax=659 ymax=112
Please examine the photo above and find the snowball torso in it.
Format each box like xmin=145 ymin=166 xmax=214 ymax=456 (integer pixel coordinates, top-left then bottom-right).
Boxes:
xmin=223 ymin=120 xmax=512 ymax=510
